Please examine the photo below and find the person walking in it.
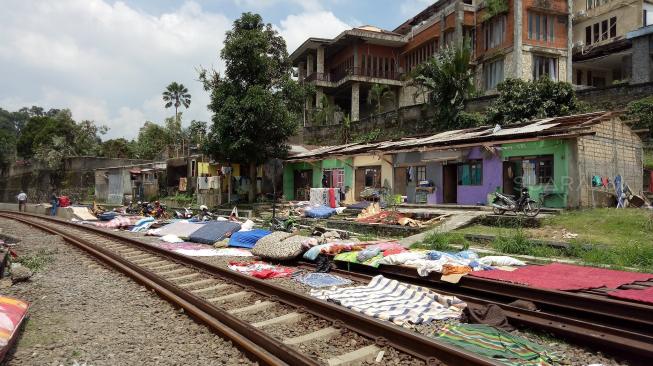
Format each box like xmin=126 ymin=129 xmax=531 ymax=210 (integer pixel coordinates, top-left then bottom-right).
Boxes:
xmin=16 ymin=191 xmax=27 ymax=212
xmin=50 ymin=192 xmax=59 ymax=216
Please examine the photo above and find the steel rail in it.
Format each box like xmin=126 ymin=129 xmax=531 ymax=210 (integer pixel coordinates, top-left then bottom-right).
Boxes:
xmin=298 ymin=264 xmax=653 ymax=365
xmin=0 ymin=212 xmax=500 ymax=366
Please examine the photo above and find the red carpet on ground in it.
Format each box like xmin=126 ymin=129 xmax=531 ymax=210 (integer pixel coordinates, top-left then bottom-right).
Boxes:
xmin=608 ymin=287 xmax=653 ymax=304
xmin=470 ymin=263 xmax=653 ymax=291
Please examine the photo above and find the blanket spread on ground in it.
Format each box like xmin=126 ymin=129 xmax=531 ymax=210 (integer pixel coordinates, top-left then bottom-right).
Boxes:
xmin=436 ymin=324 xmax=559 ymax=366
xmin=470 ymin=263 xmax=653 ymax=291
xmin=0 ymin=296 xmax=29 ymax=360
xmin=309 ymin=275 xmax=465 ymax=326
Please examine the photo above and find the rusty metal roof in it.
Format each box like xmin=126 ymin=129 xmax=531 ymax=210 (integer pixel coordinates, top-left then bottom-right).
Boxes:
xmin=286 ymin=111 xmax=614 ymax=162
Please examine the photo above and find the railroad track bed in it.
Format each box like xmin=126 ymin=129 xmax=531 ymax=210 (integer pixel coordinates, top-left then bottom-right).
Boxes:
xmin=0 ymin=212 xmax=644 ymax=365
xmin=0 ymin=217 xmax=255 ymax=366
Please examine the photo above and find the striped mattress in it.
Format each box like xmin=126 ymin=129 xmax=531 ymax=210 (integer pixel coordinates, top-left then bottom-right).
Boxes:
xmin=309 ymin=275 xmax=465 ymax=326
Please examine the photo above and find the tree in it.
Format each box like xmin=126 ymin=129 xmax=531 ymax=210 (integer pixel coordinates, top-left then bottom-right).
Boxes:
xmin=487 ymin=78 xmax=581 ymax=124
xmin=413 ymin=44 xmax=474 ymax=130
xmin=73 ymin=120 xmax=107 ymax=156
xmin=186 ymin=120 xmax=207 ymax=147
xmin=366 ymin=84 xmax=395 ymax=114
xmin=625 ymin=96 xmax=653 ymax=141
xmin=101 ymin=138 xmax=134 ymax=158
xmin=17 ymin=110 xmax=76 ymax=159
xmin=33 ymin=135 xmax=76 ymax=187
xmin=133 ymin=121 xmax=171 ymax=160
xmin=162 ymin=82 xmax=191 ymax=121
xmin=200 ymin=12 xmax=306 ymax=202
xmin=0 ymin=108 xmax=17 ymax=170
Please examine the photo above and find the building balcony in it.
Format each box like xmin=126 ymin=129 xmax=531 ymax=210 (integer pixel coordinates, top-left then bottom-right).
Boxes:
xmin=304 ymin=67 xmax=403 ymax=87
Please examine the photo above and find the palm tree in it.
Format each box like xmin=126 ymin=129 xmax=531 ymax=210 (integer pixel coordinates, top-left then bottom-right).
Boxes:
xmin=367 ymin=84 xmax=396 ymax=115
xmin=162 ymin=82 xmax=191 ymax=121
xmin=162 ymin=82 xmax=191 ymax=156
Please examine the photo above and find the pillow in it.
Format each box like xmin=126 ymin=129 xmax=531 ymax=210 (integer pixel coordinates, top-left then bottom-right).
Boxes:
xmin=252 ymin=231 xmax=306 ymax=260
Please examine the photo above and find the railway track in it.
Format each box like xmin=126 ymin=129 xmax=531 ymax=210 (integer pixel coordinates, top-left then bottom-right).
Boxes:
xmin=300 ymin=259 xmax=653 ymax=365
xmin=0 ymin=211 xmax=499 ymax=366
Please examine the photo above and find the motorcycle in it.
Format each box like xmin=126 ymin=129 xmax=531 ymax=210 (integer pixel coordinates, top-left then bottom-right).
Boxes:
xmin=174 ymin=207 xmax=193 ymax=219
xmin=491 ymin=187 xmax=541 ymax=217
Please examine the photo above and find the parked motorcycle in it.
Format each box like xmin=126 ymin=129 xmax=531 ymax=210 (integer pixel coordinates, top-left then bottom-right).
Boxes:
xmin=491 ymin=187 xmax=541 ymax=217
xmin=174 ymin=207 xmax=193 ymax=219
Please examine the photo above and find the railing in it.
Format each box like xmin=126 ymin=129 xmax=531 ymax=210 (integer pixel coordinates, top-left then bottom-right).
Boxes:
xmin=305 ymin=67 xmax=402 ymax=84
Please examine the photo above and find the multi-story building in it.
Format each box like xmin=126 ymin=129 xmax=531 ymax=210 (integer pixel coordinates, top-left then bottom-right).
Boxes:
xmin=572 ymin=0 xmax=653 ymax=86
xmin=289 ymin=0 xmax=572 ymax=125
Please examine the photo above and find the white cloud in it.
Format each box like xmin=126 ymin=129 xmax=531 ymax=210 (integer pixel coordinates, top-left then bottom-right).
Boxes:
xmin=278 ymin=11 xmax=351 ymax=53
xmin=0 ymin=0 xmax=230 ymax=139
xmin=399 ymin=0 xmax=432 ymax=17
xmin=233 ymin=0 xmax=323 ymax=12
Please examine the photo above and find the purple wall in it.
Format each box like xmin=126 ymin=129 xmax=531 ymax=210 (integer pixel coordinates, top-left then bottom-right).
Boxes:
xmin=457 ymin=147 xmax=503 ymax=205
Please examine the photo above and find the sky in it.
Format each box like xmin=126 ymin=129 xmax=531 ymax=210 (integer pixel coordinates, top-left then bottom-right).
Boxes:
xmin=0 ymin=0 xmax=432 ymax=139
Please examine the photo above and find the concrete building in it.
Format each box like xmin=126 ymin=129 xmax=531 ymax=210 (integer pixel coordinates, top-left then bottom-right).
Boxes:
xmin=627 ymin=24 xmax=653 ymax=83
xmin=290 ymin=0 xmax=572 ymax=126
xmin=572 ymin=0 xmax=653 ymax=86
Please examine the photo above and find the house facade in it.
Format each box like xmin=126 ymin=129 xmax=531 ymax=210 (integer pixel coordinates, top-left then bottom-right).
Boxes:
xmin=284 ymin=112 xmax=644 ymax=208
xmin=290 ymin=0 xmax=572 ymax=126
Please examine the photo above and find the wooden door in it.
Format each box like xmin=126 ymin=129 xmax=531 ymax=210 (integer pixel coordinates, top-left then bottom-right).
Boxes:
xmin=442 ymin=164 xmax=458 ymax=203
xmin=355 ymin=168 xmax=365 ymax=200
xmin=393 ymin=167 xmax=407 ymax=196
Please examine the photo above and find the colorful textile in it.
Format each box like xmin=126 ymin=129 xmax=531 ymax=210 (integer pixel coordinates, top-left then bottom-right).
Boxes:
xmin=95 ymin=216 xmax=142 ymax=229
xmin=335 ymin=251 xmax=384 ymax=268
xmin=0 ymin=296 xmax=29 ymax=358
xmin=130 ymin=217 xmax=155 ymax=232
xmin=436 ymin=324 xmax=559 ymax=366
xmin=294 ymin=273 xmax=352 ymax=288
xmin=228 ymin=261 xmax=295 ymax=279
xmin=149 ymin=221 xmax=206 ymax=239
xmin=310 ymin=188 xmax=340 ymax=207
xmin=179 ymin=177 xmax=187 ymax=192
xmin=328 ymin=188 xmax=336 ymax=208
xmin=442 ymin=264 xmax=473 ymax=275
xmin=608 ymin=286 xmax=653 ymax=304
xmin=356 ymin=248 xmax=381 ymax=262
xmin=470 ymin=263 xmax=653 ymax=291
xmin=310 ymin=275 xmax=465 ymax=326
xmin=229 ymin=229 xmax=271 ymax=249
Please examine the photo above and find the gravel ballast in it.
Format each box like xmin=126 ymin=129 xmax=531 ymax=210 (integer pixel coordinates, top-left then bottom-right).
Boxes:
xmin=0 ymin=218 xmax=255 ymax=366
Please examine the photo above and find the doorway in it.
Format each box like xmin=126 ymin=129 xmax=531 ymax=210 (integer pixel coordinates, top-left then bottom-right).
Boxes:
xmin=442 ymin=164 xmax=458 ymax=203
xmin=502 ymin=160 xmax=522 ymax=196
xmin=355 ymin=166 xmax=381 ymax=200
xmin=293 ymin=169 xmax=312 ymax=201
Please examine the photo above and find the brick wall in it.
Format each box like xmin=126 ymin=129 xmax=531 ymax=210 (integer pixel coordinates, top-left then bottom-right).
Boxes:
xmin=576 ymin=117 xmax=643 ymax=207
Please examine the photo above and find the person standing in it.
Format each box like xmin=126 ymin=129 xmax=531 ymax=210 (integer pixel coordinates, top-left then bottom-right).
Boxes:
xmin=50 ymin=192 xmax=59 ymax=216
xmin=16 ymin=191 xmax=27 ymax=212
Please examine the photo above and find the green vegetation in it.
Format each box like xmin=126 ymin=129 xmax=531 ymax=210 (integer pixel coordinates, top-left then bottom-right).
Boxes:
xmin=645 ymin=149 xmax=653 ymax=170
xmin=16 ymin=248 xmax=55 ymax=272
xmin=367 ymin=83 xmax=396 ymax=114
xmin=456 ymin=209 xmax=653 ymax=272
xmin=625 ymin=95 xmax=653 ymax=140
xmin=200 ymin=12 xmax=308 ymax=202
xmin=413 ymin=43 xmax=476 ymax=131
xmin=412 ymin=232 xmax=471 ymax=252
xmin=482 ymin=0 xmax=509 ymax=21
xmin=487 ymin=78 xmax=583 ymax=124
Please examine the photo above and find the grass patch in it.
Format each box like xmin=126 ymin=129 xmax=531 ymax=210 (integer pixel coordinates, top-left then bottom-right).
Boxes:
xmin=412 ymin=232 xmax=470 ymax=251
xmin=16 ymin=249 xmax=55 ymax=272
xmin=491 ymin=230 xmax=561 ymax=258
xmin=644 ymin=148 xmax=653 ymax=170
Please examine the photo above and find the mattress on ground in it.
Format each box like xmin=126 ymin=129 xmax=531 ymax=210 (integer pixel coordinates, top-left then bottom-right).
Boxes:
xmin=0 ymin=296 xmax=29 ymax=362
xmin=470 ymin=263 xmax=653 ymax=291
xmin=70 ymin=206 xmax=97 ymax=221
xmin=154 ymin=221 xmax=206 ymax=239
xmin=305 ymin=205 xmax=336 ymax=219
xmin=188 ymin=221 xmax=242 ymax=245
xmin=229 ymin=229 xmax=271 ymax=249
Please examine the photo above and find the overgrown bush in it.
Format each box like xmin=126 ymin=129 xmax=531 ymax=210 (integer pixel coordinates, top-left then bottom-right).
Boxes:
xmin=625 ymin=96 xmax=653 ymax=141
xmin=487 ymin=78 xmax=582 ymax=124
xmin=412 ymin=232 xmax=470 ymax=251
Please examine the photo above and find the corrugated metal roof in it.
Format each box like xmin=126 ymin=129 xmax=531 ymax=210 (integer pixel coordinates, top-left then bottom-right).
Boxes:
xmin=286 ymin=111 xmax=613 ymax=162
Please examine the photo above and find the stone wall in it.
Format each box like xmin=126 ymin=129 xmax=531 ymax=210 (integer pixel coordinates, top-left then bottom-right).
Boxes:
xmin=576 ymin=117 xmax=644 ymax=207
xmin=303 ymin=82 xmax=653 ymax=145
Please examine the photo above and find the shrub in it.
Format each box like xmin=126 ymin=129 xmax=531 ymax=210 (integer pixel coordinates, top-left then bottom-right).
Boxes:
xmin=412 ymin=232 xmax=470 ymax=251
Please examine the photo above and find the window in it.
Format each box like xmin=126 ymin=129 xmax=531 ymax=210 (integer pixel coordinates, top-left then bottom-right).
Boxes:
xmin=364 ymin=168 xmax=380 ymax=188
xmin=536 ymin=157 xmax=554 ymax=184
xmin=593 ymin=23 xmax=600 ymax=43
xmin=601 ymin=19 xmax=608 ymax=40
xmin=444 ymin=31 xmax=455 ymax=47
xmin=484 ymin=58 xmax=504 ymax=90
xmin=483 ymin=15 xmax=506 ymax=50
xmin=609 ymin=17 xmax=616 ymax=38
xmin=586 ymin=0 xmax=594 ymax=10
xmin=585 ymin=26 xmax=592 ymax=44
xmin=533 ymin=55 xmax=558 ymax=80
xmin=528 ymin=12 xmax=555 ymax=42
xmin=416 ymin=166 xmax=426 ymax=182
xmin=458 ymin=160 xmax=483 ymax=186
xmin=576 ymin=69 xmax=582 ymax=85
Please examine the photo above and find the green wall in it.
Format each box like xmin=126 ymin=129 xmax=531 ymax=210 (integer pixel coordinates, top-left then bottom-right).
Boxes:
xmin=283 ymin=158 xmax=353 ymax=200
xmin=500 ymin=139 xmax=571 ymax=208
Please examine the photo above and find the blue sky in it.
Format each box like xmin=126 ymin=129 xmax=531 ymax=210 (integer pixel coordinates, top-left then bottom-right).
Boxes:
xmin=0 ymin=0 xmax=431 ymax=139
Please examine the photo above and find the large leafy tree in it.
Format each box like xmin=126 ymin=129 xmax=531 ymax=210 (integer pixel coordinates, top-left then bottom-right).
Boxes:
xmin=487 ymin=78 xmax=581 ymax=124
xmin=162 ymin=82 xmax=191 ymax=121
xmin=102 ymin=138 xmax=134 ymax=158
xmin=17 ymin=110 xmax=76 ymax=159
xmin=413 ymin=44 xmax=475 ymax=130
xmin=133 ymin=121 xmax=171 ymax=160
xmin=186 ymin=120 xmax=207 ymax=147
xmin=201 ymin=12 xmax=306 ymax=202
